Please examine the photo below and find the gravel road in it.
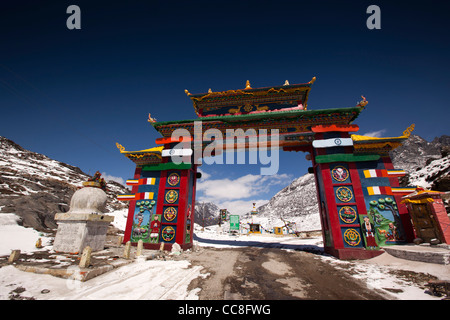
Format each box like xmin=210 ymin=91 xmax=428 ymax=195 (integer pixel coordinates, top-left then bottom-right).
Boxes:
xmin=187 ymin=246 xmax=387 ymax=300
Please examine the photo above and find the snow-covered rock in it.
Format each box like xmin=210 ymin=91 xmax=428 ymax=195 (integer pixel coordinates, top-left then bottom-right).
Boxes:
xmin=0 ymin=136 xmax=129 ymax=231
xmin=406 ymin=156 xmax=450 ymax=189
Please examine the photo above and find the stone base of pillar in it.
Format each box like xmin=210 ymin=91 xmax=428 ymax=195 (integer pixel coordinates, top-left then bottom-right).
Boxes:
xmin=53 ymin=213 xmax=114 ymax=254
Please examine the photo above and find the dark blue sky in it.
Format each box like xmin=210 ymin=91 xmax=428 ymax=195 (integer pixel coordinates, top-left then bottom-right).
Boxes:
xmin=1 ymin=1 xmax=449 ymax=211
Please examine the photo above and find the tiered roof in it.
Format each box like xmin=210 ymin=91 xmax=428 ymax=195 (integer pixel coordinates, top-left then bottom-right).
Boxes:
xmin=185 ymin=78 xmax=316 ymax=117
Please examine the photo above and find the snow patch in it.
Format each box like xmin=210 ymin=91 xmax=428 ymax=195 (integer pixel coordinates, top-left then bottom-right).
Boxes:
xmin=0 ymin=213 xmax=52 ymax=256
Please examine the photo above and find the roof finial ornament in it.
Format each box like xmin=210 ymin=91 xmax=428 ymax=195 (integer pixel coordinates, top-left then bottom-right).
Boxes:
xmin=184 ymin=89 xmax=191 ymax=96
xmin=357 ymin=95 xmax=368 ymax=108
xmin=116 ymin=142 xmax=125 ymax=153
xmin=403 ymin=123 xmax=415 ymax=137
xmin=208 ymin=88 xmax=212 ymax=93
xmin=308 ymin=76 xmax=316 ymax=84
xmin=245 ymin=80 xmax=252 ymax=90
xmin=284 ymin=80 xmax=290 ymax=86
xmin=148 ymin=113 xmax=157 ymax=123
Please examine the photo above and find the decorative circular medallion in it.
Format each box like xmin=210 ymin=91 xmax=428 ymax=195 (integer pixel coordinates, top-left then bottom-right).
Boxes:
xmin=167 ymin=173 xmax=180 ymax=186
xmin=336 ymin=186 xmax=353 ymax=202
xmin=334 ymin=138 xmax=342 ymax=146
xmin=161 ymin=226 xmax=175 ymax=242
xmin=331 ymin=165 xmax=349 ymax=182
xmin=343 ymin=228 xmax=361 ymax=246
xmin=339 ymin=206 xmax=357 ymax=223
xmin=165 ymin=190 xmax=178 ymax=203
xmin=164 ymin=206 xmax=177 ymax=221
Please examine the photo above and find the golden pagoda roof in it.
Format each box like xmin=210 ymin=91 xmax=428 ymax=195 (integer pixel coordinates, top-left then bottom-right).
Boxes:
xmin=116 ymin=143 xmax=163 ymax=165
xmin=185 ymin=78 xmax=316 ymax=116
xmin=351 ymin=124 xmax=415 ymax=154
xmin=116 ymin=143 xmax=163 ymax=154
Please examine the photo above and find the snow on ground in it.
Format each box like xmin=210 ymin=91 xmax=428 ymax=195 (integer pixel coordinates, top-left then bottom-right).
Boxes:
xmin=0 ymin=209 xmax=127 ymax=257
xmin=108 ymin=208 xmax=128 ymax=231
xmin=0 ymin=260 xmax=204 ymax=300
xmin=194 ymin=224 xmax=323 ymax=251
xmin=0 ymin=214 xmax=447 ymax=300
xmin=0 ymin=210 xmax=205 ymax=300
xmin=0 ymin=213 xmax=52 ymax=256
xmin=319 ymin=255 xmax=443 ymax=300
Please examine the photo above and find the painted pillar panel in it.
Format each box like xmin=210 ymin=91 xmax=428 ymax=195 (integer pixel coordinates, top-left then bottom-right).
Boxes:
xmin=313 ymin=131 xmax=371 ymax=251
xmin=123 ymin=166 xmax=142 ymax=243
xmin=382 ymin=156 xmax=415 ymax=242
xmin=320 ymin=163 xmax=345 ymax=249
xmin=348 ymin=162 xmax=371 ymax=249
xmin=356 ymin=158 xmax=409 ymax=246
xmin=129 ymin=170 xmax=161 ymax=244
xmin=311 ymin=150 xmax=332 ymax=248
xmin=123 ymin=163 xmax=196 ymax=250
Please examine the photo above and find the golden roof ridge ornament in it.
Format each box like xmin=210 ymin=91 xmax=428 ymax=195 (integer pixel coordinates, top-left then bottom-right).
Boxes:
xmin=308 ymin=76 xmax=316 ymax=84
xmin=284 ymin=80 xmax=290 ymax=86
xmin=148 ymin=113 xmax=157 ymax=123
xmin=116 ymin=142 xmax=125 ymax=153
xmin=351 ymin=124 xmax=415 ymax=142
xmin=357 ymin=95 xmax=368 ymax=108
xmin=184 ymin=89 xmax=191 ymax=96
xmin=403 ymin=123 xmax=415 ymax=137
xmin=244 ymin=80 xmax=252 ymax=90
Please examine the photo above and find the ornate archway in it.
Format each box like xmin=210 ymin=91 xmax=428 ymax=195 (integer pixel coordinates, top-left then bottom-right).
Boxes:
xmin=116 ymin=78 xmax=416 ymax=259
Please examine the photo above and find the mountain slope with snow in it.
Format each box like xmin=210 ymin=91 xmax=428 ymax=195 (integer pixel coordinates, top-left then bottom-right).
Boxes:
xmin=391 ymin=134 xmax=450 ymax=192
xmin=247 ymin=174 xmax=321 ymax=232
xmin=194 ymin=201 xmax=220 ymax=227
xmin=0 ymin=136 xmax=129 ymax=231
xmin=406 ymin=156 xmax=450 ymax=190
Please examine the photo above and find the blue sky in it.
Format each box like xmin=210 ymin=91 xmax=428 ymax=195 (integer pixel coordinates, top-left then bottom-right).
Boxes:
xmin=1 ymin=1 xmax=449 ymax=214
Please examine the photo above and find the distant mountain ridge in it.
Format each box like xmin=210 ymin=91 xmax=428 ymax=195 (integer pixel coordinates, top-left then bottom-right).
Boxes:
xmin=0 ymin=136 xmax=129 ymax=231
xmin=194 ymin=201 xmax=220 ymax=227
xmin=391 ymin=134 xmax=450 ymax=191
xmin=250 ymin=173 xmax=321 ymax=231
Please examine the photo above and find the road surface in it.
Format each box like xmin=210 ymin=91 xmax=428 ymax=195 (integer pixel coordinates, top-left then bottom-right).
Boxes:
xmin=188 ymin=246 xmax=387 ymax=300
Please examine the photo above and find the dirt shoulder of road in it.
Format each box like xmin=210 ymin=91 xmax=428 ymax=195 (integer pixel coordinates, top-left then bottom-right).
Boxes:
xmin=187 ymin=246 xmax=389 ymax=300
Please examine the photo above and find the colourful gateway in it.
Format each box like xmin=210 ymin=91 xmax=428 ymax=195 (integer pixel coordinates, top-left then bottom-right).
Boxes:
xmin=117 ymin=78 xmax=416 ymax=259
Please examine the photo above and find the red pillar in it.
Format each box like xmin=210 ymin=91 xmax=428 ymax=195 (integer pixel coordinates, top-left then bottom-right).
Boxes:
xmin=382 ymin=156 xmax=415 ymax=242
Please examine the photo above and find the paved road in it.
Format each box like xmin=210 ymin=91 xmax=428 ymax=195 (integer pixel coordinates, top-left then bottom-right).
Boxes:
xmin=188 ymin=247 xmax=387 ymax=300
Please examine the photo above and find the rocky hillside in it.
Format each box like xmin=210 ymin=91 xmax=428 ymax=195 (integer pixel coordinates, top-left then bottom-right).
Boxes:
xmin=195 ymin=201 xmax=220 ymax=227
xmin=390 ymin=135 xmax=442 ymax=172
xmin=246 ymin=174 xmax=321 ymax=231
xmin=391 ymin=134 xmax=450 ymax=191
xmin=0 ymin=136 xmax=129 ymax=231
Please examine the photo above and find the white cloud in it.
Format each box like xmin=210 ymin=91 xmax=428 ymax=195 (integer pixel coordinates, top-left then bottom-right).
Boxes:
xmin=101 ymin=172 xmax=125 ymax=186
xmin=362 ymin=129 xmax=387 ymax=138
xmin=197 ymin=173 xmax=291 ymax=201
xmin=196 ymin=173 xmax=292 ymax=215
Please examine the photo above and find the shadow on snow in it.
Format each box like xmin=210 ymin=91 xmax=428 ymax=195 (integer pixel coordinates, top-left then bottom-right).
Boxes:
xmin=193 ymin=233 xmax=324 ymax=255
